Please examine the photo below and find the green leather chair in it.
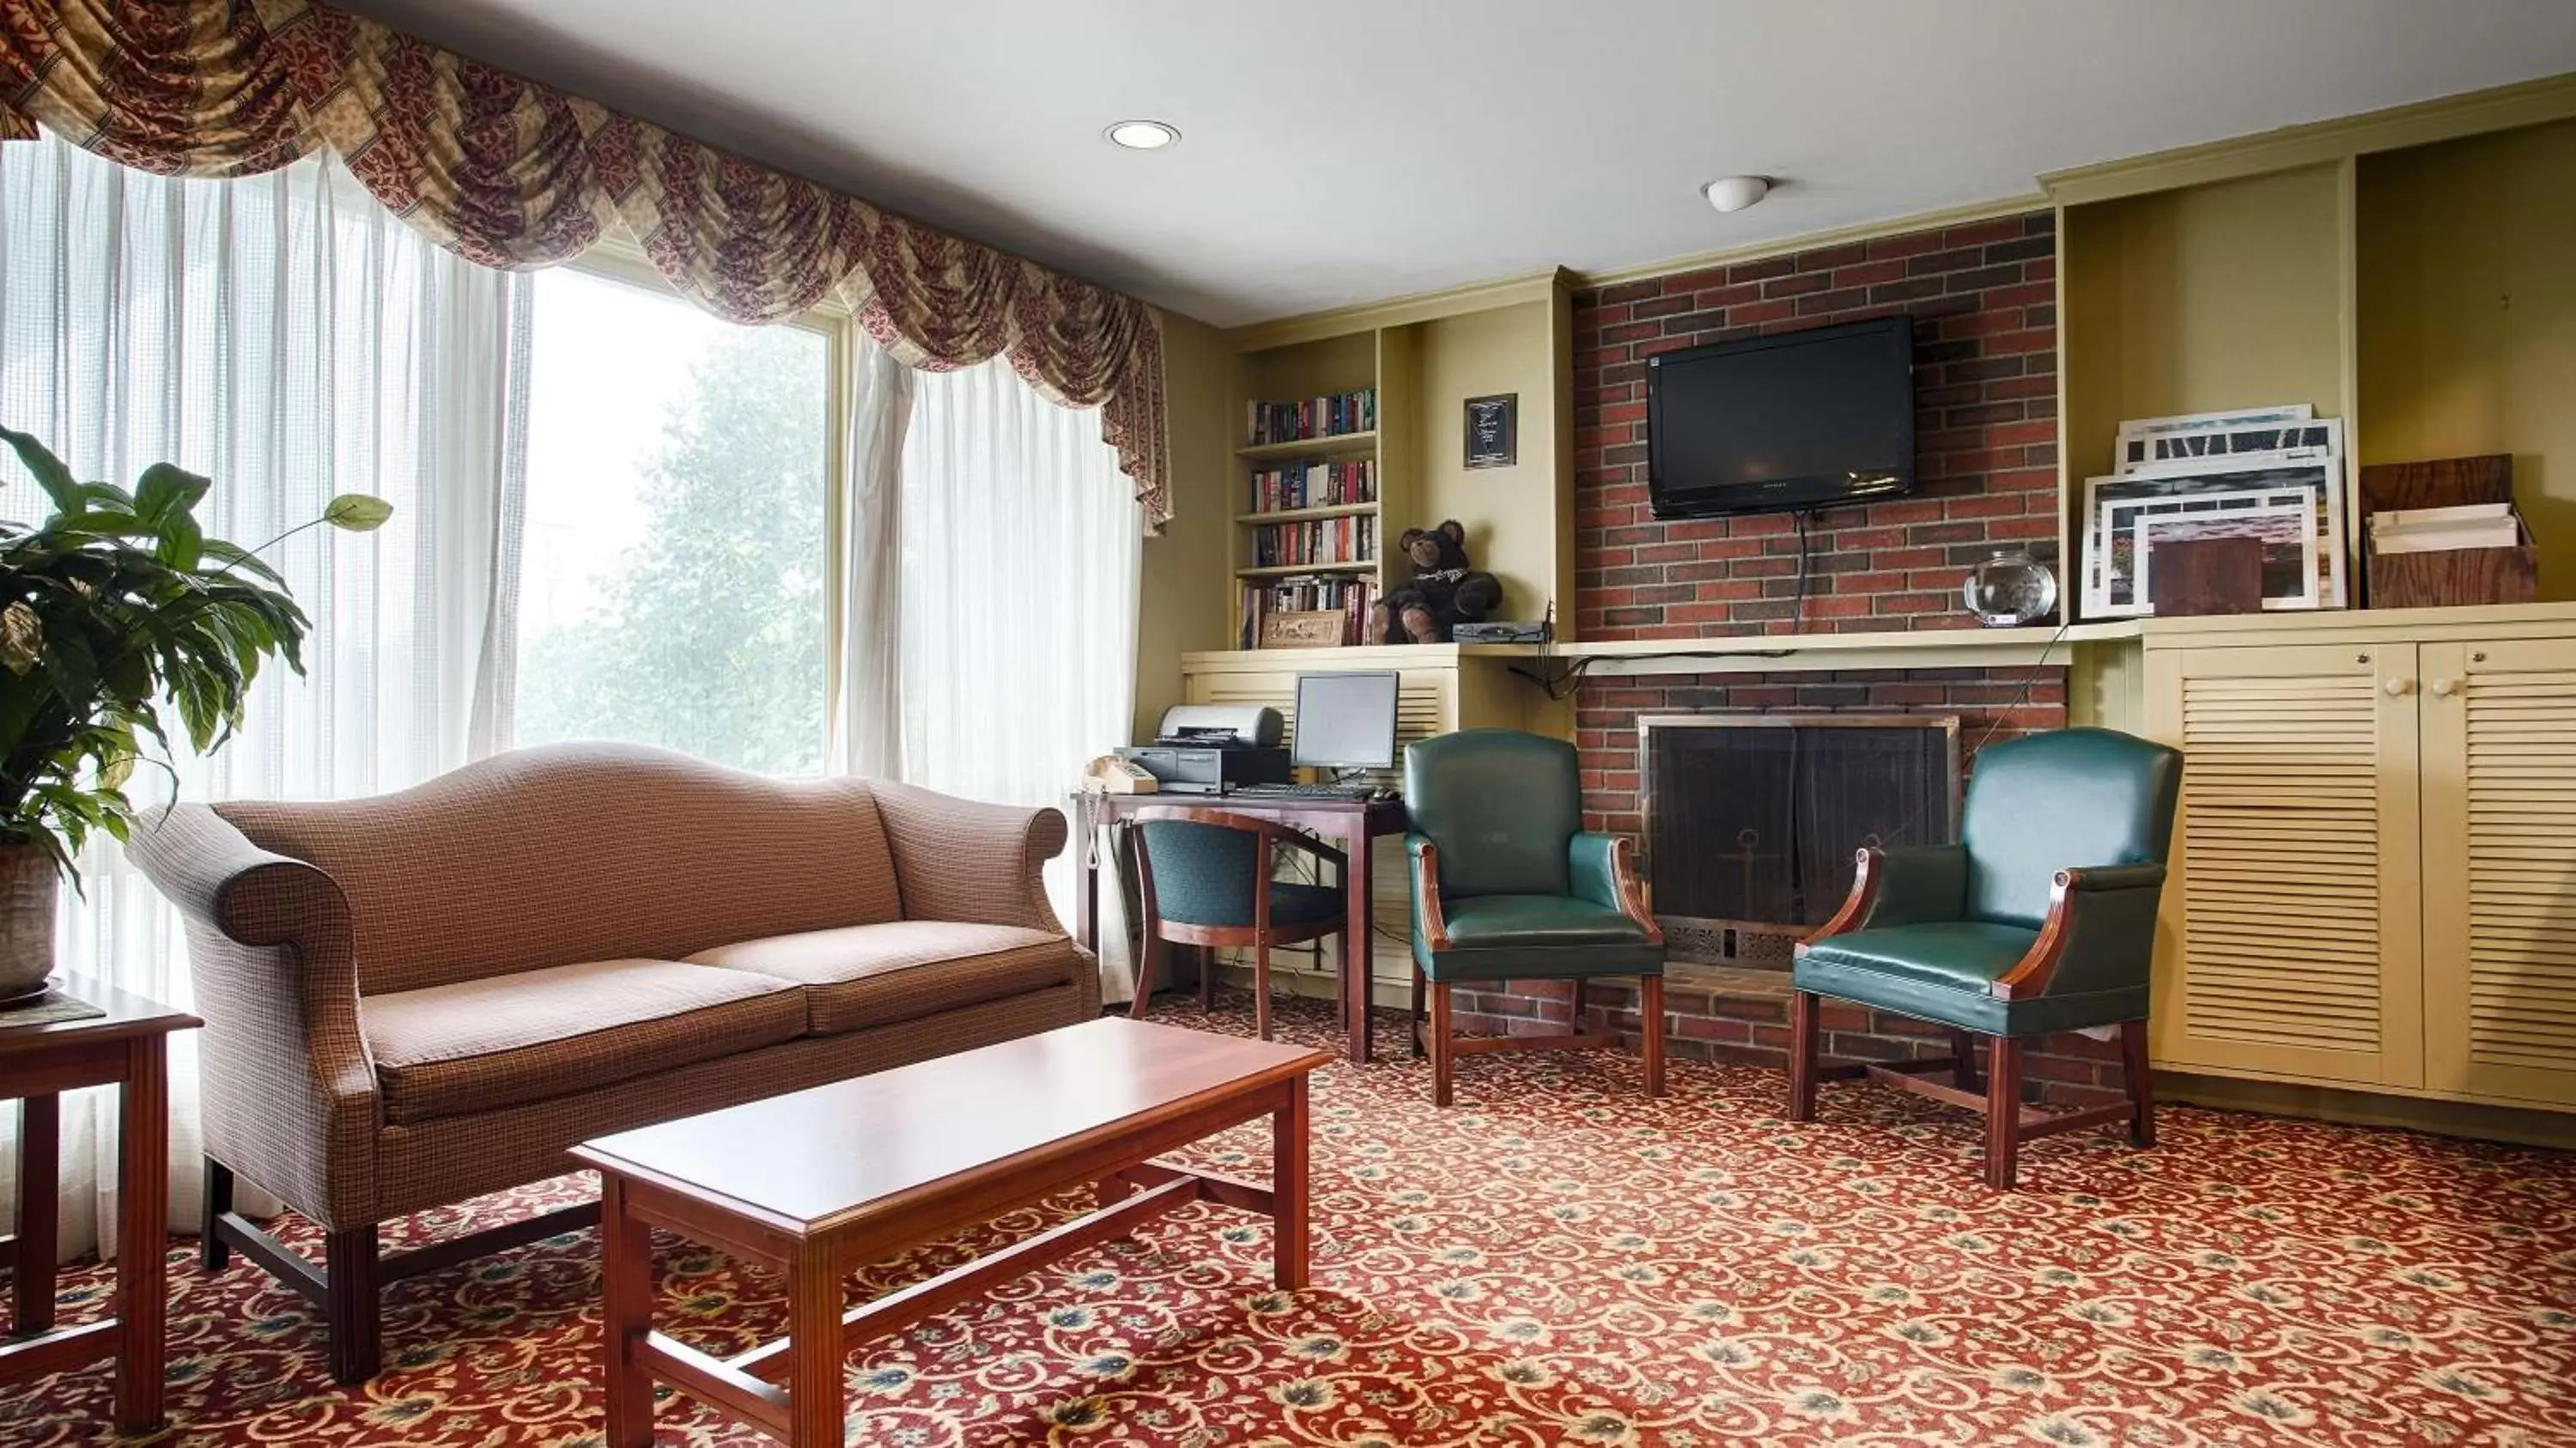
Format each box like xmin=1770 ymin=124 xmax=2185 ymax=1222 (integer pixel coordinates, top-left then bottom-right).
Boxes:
xmin=1405 ymin=729 xmax=1666 ymax=1106
xmin=1791 ymin=726 xmax=2182 ymax=1189
xmin=1130 ymin=806 xmax=1346 ymax=1041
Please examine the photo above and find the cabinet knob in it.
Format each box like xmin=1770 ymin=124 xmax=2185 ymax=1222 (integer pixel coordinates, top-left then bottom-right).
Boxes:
xmin=2384 ymin=677 xmax=2415 ymax=697
xmin=2431 ymin=677 xmax=2458 ymax=698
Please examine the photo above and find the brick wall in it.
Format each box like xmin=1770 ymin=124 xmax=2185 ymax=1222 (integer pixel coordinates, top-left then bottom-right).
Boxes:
xmin=1573 ymin=210 xmax=2059 ymax=638
xmin=1482 ymin=210 xmax=2119 ymax=1108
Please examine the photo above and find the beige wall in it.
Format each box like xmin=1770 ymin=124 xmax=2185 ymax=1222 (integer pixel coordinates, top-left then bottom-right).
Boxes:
xmin=1408 ymin=299 xmax=1564 ymax=623
xmin=1131 ymin=312 xmax=1236 ymax=742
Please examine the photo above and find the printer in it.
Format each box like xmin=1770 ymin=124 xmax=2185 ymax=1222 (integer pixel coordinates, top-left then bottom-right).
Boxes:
xmin=1115 ymin=704 xmax=1290 ymax=794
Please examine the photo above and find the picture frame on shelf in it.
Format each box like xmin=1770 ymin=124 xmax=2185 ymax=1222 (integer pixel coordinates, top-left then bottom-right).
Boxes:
xmin=2083 ymin=455 xmax=2346 ymax=618
xmin=2118 ymin=413 xmax=2342 ymax=473
xmin=2112 ymin=403 xmax=2311 ymax=471
xmin=2136 ymin=500 xmax=2320 ymax=613
xmin=2093 ymin=486 xmax=2319 ymax=614
xmin=1464 ymin=393 xmax=1516 ymax=470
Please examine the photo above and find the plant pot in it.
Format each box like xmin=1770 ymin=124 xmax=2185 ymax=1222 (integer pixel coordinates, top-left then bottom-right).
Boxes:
xmin=0 ymin=844 xmax=58 ymax=1007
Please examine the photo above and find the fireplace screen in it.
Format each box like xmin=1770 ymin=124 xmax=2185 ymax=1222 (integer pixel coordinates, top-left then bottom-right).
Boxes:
xmin=1639 ymin=715 xmax=1959 ymax=933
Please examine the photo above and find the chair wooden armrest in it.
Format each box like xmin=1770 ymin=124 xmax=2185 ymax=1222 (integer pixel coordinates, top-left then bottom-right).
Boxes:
xmin=1988 ymin=862 xmax=2168 ymax=1001
xmin=1406 ymin=838 xmax=1453 ymax=951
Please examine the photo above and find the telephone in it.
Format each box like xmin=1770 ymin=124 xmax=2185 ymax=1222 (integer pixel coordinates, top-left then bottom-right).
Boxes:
xmin=1084 ymin=755 xmax=1158 ymax=794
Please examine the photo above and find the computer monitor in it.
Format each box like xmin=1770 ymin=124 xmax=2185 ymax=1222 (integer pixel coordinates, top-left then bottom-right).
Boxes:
xmin=1291 ymin=671 xmax=1400 ymax=771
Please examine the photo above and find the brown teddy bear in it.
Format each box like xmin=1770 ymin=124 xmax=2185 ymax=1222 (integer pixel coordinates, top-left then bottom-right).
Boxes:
xmin=1376 ymin=519 xmax=1504 ymax=642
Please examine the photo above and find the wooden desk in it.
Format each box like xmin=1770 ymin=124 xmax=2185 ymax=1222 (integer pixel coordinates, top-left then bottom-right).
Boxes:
xmin=0 ymin=974 xmax=199 ymax=1435
xmin=575 ymin=1019 xmax=1328 ymax=1448
xmin=1074 ymin=792 xmax=1409 ymax=1063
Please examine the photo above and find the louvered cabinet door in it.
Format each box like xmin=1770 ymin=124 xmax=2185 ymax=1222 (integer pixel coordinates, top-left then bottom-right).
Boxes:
xmin=2145 ymin=643 xmax=2424 ymax=1087
xmin=2420 ymin=639 xmax=2576 ymax=1107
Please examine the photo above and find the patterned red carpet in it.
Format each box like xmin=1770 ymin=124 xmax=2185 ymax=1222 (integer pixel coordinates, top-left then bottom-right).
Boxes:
xmin=7 ymin=993 xmax=2574 ymax=1445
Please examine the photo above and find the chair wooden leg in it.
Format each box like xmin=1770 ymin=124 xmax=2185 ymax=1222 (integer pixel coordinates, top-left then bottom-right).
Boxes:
xmin=2122 ymin=1019 xmax=2155 ymax=1149
xmin=1129 ymin=931 xmax=1160 ymax=1019
xmin=200 ymin=1157 xmax=234 ymax=1273
xmin=1409 ymin=964 xmax=1427 ymax=1059
xmin=325 ymin=1225 xmax=383 ymax=1384
xmin=1984 ymin=1036 xmax=2024 ymax=1191
xmin=1639 ymin=975 xmax=1667 ymax=1098
xmin=1197 ymin=944 xmax=1214 ymax=1012
xmin=1253 ymin=936 xmax=1273 ymax=1041
xmin=1429 ymin=981 xmax=1455 ymax=1107
xmin=1787 ymin=990 xmax=1820 ymax=1123
xmin=1570 ymin=978 xmax=1587 ymax=1029
xmin=1948 ymin=1029 xmax=1982 ymax=1092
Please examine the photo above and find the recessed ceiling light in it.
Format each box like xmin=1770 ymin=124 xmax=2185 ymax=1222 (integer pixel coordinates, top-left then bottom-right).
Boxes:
xmin=1105 ymin=119 xmax=1181 ymax=151
xmin=1703 ymin=175 xmax=1772 ymax=213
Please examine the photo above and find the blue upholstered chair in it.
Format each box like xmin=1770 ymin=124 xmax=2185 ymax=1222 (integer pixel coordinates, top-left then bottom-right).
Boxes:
xmin=1129 ymin=806 xmax=1346 ymax=1040
xmin=1791 ymin=727 xmax=2183 ymax=1189
xmin=1405 ymin=729 xmax=1667 ymax=1106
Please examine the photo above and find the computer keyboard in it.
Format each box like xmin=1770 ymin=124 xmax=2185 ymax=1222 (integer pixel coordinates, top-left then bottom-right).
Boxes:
xmin=1228 ymin=782 xmax=1386 ymax=801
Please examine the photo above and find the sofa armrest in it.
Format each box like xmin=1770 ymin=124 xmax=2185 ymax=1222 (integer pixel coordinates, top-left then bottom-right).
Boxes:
xmin=126 ymin=803 xmax=380 ymax=1224
xmin=867 ymin=781 xmax=1072 ymax=935
xmin=1569 ymin=832 xmax=1662 ymax=943
xmin=1807 ymin=843 xmax=1968 ymax=942
xmin=1990 ymin=862 xmax=2169 ymax=1001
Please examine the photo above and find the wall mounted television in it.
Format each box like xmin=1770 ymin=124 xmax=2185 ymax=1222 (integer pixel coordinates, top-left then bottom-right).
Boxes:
xmin=1646 ymin=314 xmax=1916 ymax=518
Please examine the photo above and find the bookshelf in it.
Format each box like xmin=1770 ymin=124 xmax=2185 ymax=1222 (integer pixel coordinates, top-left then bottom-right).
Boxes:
xmin=1230 ymin=328 xmax=1405 ymax=648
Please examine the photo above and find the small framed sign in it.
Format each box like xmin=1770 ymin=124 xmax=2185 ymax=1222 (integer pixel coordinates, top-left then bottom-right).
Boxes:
xmin=1464 ymin=393 xmax=1516 ymax=470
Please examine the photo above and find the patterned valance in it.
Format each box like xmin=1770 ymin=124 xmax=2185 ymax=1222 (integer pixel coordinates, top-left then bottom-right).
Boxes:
xmin=0 ymin=0 xmax=1170 ymax=528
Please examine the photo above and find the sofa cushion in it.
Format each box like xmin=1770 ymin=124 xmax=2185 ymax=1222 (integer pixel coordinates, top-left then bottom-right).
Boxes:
xmin=361 ymin=959 xmax=806 ymax=1125
xmin=686 ymin=921 xmax=1083 ymax=1036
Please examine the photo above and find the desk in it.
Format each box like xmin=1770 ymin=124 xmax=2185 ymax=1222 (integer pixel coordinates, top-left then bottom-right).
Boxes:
xmin=0 ymin=974 xmax=200 ymax=1435
xmin=1074 ymin=793 xmax=1409 ymax=1064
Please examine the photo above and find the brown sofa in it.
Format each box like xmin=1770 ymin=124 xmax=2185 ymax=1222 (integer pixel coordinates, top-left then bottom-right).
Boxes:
xmin=131 ymin=742 xmax=1097 ymax=1382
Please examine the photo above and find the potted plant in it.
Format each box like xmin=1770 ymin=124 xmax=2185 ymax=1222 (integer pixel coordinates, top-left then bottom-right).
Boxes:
xmin=0 ymin=428 xmax=390 ymax=1003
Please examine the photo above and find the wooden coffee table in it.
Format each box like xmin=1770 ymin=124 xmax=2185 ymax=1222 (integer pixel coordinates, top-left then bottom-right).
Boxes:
xmin=573 ymin=1018 xmax=1330 ymax=1447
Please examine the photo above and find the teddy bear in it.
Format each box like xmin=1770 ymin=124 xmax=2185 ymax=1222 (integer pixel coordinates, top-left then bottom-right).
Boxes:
xmin=1376 ymin=519 xmax=1504 ymax=643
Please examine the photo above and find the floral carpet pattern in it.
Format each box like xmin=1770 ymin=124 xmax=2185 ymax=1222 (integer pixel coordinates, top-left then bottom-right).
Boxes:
xmin=6 ymin=993 xmax=2574 ymax=1446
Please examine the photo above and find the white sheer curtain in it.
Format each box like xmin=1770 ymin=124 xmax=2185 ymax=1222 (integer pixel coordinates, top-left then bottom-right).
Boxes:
xmin=884 ymin=350 xmax=1141 ymax=975
xmin=0 ymin=133 xmax=529 ymax=1260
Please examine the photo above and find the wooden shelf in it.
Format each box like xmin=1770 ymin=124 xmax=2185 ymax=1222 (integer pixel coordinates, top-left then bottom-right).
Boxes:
xmin=1235 ymin=561 xmax=1378 ymax=579
xmin=1236 ymin=502 xmax=1380 ymax=525
xmin=1236 ymin=431 xmax=1377 ymax=461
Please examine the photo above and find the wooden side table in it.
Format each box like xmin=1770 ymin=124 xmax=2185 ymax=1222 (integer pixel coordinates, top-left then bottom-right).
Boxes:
xmin=0 ymin=974 xmax=200 ymax=1435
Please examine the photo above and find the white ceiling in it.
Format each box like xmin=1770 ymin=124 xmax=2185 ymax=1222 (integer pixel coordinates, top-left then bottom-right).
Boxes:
xmin=344 ymin=0 xmax=2576 ymax=327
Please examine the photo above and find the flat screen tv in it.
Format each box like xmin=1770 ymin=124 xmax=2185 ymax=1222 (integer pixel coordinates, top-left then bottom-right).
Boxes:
xmin=1646 ymin=314 xmax=1915 ymax=518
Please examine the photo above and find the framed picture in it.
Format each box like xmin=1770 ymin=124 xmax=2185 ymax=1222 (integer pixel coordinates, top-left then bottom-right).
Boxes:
xmin=2119 ymin=414 xmax=2342 ymax=473
xmin=1464 ymin=393 xmax=1516 ymax=469
xmin=2136 ymin=501 xmax=2320 ymax=612
xmin=2113 ymin=404 xmax=2311 ymax=470
xmin=2083 ymin=454 xmax=2347 ymax=617
xmin=2096 ymin=486 xmax=2318 ymax=613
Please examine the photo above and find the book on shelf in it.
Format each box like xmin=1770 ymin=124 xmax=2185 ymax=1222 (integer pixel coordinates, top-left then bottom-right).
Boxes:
xmin=1250 ymin=514 xmax=1375 ymax=569
xmin=1248 ymin=458 xmax=1376 ymax=514
xmin=1246 ymin=387 xmax=1376 ymax=447
xmin=1239 ymin=575 xmax=1378 ymax=649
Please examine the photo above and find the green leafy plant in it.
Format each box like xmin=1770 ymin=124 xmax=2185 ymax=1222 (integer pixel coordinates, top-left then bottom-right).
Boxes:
xmin=0 ymin=427 xmax=391 ymax=876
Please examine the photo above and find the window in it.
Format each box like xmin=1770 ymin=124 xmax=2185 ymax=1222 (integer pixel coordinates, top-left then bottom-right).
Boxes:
xmin=512 ymin=264 xmax=836 ymax=773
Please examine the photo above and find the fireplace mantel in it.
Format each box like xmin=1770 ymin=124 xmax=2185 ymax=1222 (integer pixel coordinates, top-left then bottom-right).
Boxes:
xmin=1460 ymin=619 xmax=2142 ymax=677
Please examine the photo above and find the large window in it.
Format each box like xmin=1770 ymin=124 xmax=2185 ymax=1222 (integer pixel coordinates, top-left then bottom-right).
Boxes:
xmin=512 ymin=264 xmax=835 ymax=773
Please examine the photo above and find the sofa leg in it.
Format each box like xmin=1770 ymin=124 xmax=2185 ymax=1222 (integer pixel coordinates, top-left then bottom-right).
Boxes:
xmin=1429 ymin=981 xmax=1455 ymax=1108
xmin=1984 ymin=1036 xmax=2023 ymax=1191
xmin=2121 ymin=1019 xmax=2155 ymax=1149
xmin=199 ymin=1158 xmax=234 ymax=1273
xmin=325 ymin=1226 xmax=383 ymax=1384
xmin=1639 ymin=975 xmax=1667 ymax=1098
xmin=1787 ymin=990 xmax=1820 ymax=1123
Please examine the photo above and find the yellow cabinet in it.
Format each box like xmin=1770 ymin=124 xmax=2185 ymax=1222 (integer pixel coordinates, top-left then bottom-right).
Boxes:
xmin=2146 ymin=642 xmax=2425 ymax=1088
xmin=2419 ymin=637 xmax=2576 ymax=1107
xmin=2146 ymin=611 xmax=2576 ymax=1115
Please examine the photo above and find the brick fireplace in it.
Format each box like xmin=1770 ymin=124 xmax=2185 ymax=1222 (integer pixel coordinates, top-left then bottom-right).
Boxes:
xmin=1437 ymin=208 xmax=2135 ymax=1110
